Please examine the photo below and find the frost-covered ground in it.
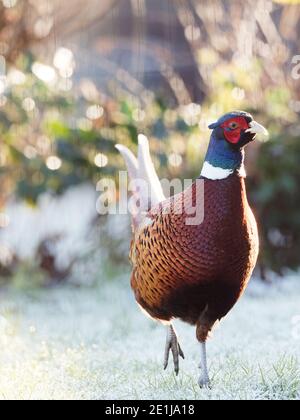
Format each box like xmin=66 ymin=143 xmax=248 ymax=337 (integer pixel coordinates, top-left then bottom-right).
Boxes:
xmin=0 ymin=274 xmax=299 ymax=400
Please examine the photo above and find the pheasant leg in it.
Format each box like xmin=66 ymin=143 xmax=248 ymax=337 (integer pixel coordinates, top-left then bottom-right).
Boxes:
xmin=163 ymin=324 xmax=185 ymax=375
xmin=198 ymin=342 xmax=211 ymax=388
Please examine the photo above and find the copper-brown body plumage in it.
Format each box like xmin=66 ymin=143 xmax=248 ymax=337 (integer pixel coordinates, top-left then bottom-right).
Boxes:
xmin=130 ymin=175 xmax=259 ymax=341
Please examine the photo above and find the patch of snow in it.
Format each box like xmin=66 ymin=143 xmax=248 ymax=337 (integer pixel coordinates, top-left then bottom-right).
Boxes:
xmin=0 ymin=184 xmax=97 ymax=265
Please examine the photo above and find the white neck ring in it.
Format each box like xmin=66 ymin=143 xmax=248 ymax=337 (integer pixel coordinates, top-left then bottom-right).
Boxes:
xmin=201 ymin=161 xmax=246 ymax=180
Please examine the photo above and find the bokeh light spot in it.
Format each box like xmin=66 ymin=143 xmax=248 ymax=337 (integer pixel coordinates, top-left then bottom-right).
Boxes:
xmin=94 ymin=153 xmax=108 ymax=168
xmin=46 ymin=156 xmax=62 ymax=171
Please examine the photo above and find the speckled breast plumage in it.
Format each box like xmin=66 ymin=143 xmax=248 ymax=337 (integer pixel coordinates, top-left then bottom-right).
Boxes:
xmin=130 ymin=174 xmax=259 ymax=327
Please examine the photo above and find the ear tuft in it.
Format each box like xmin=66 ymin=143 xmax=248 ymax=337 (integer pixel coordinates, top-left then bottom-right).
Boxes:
xmin=208 ymin=122 xmax=218 ymax=130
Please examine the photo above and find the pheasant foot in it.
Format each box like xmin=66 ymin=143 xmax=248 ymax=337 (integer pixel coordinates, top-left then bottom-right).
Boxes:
xmin=163 ymin=324 xmax=185 ymax=376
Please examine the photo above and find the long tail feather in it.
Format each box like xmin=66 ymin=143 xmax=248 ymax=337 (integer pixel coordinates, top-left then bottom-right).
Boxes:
xmin=137 ymin=135 xmax=165 ymax=206
xmin=115 ymin=144 xmax=138 ymax=180
xmin=116 ymin=136 xmax=165 ymax=229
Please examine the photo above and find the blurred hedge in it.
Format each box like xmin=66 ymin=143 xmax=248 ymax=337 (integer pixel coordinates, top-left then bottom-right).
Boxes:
xmin=1 ymin=55 xmax=300 ymax=279
xmin=0 ymin=0 xmax=299 ymax=283
xmin=249 ymin=133 xmax=300 ymax=277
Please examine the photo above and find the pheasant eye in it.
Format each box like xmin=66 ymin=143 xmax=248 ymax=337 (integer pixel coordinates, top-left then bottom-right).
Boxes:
xmin=229 ymin=122 xmax=239 ymax=129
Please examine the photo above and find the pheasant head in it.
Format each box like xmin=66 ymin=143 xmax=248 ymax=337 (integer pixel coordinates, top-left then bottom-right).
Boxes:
xmin=201 ymin=111 xmax=268 ymax=180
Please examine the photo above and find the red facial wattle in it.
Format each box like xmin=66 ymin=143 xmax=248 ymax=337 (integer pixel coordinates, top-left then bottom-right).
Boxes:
xmin=223 ymin=129 xmax=240 ymax=144
xmin=221 ymin=117 xmax=249 ymax=144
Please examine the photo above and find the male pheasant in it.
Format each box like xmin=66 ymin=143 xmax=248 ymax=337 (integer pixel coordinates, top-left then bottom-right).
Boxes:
xmin=116 ymin=111 xmax=268 ymax=388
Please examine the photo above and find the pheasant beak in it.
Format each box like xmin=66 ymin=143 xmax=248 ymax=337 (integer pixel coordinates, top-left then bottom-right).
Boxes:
xmin=246 ymin=121 xmax=269 ymax=137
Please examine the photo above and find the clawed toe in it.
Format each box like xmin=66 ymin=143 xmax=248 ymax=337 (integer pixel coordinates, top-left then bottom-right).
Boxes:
xmin=198 ymin=376 xmax=211 ymax=389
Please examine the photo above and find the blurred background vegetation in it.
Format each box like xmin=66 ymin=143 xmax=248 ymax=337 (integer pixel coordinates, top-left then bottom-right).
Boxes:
xmin=0 ymin=0 xmax=299 ymax=286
